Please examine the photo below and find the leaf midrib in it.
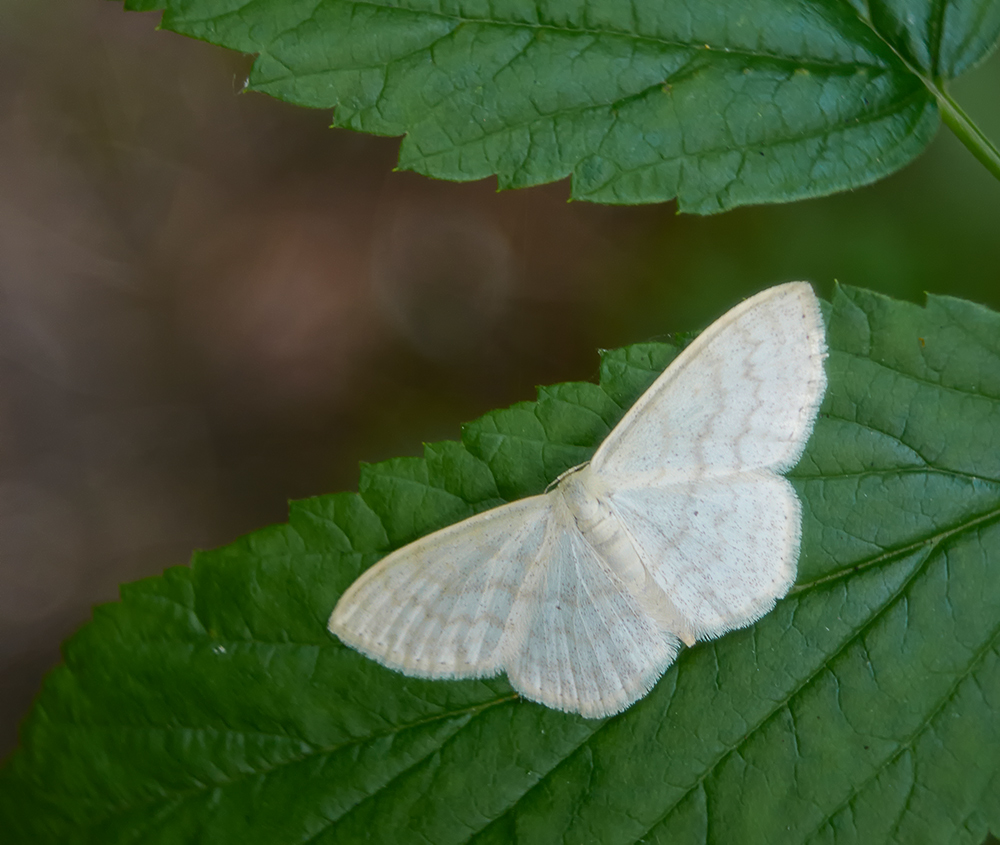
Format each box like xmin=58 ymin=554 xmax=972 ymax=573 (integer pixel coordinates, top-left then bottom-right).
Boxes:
xmin=177 ymin=0 xmax=893 ymax=72
xmin=45 ymin=691 xmax=519 ymax=837
xmin=795 ymin=466 xmax=1000 ymax=485
xmin=843 ymin=0 xmax=948 ymax=105
xmin=256 ymin=34 xmax=893 ymax=87
xmin=792 ymin=505 xmax=1000 ymax=594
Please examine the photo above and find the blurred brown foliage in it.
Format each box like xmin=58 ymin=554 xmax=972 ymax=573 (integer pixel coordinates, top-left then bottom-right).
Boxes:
xmin=1 ymin=0 xmax=998 ymax=758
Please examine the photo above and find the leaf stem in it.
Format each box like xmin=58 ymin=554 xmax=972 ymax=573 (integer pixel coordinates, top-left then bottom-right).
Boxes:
xmin=932 ymin=82 xmax=1000 ymax=182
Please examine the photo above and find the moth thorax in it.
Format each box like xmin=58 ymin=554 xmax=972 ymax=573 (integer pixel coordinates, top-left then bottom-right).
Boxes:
xmin=558 ymin=468 xmax=629 ymax=557
xmin=557 ymin=465 xmax=601 ymax=520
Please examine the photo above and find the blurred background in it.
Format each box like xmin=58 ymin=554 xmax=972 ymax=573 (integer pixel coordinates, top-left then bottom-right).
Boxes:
xmin=1 ymin=0 xmax=998 ymax=758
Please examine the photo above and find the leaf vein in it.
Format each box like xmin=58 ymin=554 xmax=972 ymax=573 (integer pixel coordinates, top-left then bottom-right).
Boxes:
xmin=800 ymin=593 xmax=1000 ymax=844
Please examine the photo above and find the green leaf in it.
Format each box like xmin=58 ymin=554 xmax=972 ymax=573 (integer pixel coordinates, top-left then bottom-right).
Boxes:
xmin=130 ymin=0 xmax=1000 ymax=211
xmin=3 ymin=284 xmax=1000 ymax=844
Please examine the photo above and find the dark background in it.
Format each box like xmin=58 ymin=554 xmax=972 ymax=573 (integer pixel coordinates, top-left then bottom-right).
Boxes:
xmin=1 ymin=0 xmax=999 ymax=758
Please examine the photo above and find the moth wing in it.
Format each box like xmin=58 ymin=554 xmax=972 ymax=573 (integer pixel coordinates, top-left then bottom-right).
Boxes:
xmin=329 ymin=495 xmax=550 ymax=678
xmin=606 ymin=472 xmax=800 ymax=641
xmin=501 ymin=504 xmax=680 ymax=718
xmin=591 ymin=282 xmax=826 ymax=479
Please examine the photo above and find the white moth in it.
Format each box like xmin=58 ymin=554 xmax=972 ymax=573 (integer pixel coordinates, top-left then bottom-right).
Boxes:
xmin=330 ymin=282 xmax=827 ymax=718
